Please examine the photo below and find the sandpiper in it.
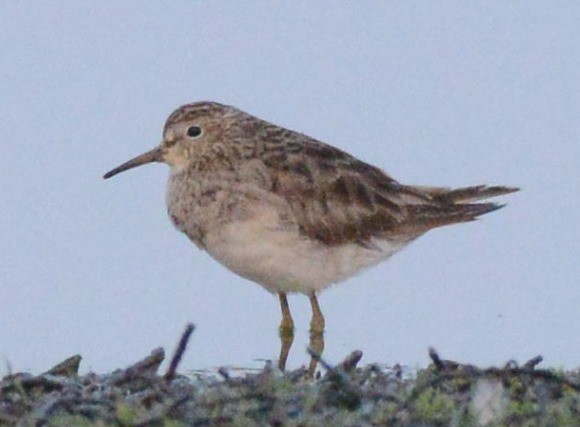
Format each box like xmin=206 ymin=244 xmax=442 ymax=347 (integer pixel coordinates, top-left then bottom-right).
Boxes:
xmin=104 ymin=101 xmax=517 ymax=370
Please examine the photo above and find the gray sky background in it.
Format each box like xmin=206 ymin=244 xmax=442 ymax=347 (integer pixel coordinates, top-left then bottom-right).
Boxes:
xmin=1 ymin=2 xmax=578 ymax=374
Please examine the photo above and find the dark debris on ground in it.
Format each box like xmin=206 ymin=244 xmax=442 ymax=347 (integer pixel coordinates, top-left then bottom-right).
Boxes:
xmin=1 ymin=325 xmax=579 ymax=426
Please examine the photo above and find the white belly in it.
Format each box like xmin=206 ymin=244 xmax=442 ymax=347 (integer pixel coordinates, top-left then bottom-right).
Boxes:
xmin=203 ymin=208 xmax=408 ymax=294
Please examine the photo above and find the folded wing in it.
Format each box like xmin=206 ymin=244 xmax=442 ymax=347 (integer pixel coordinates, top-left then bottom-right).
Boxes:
xmin=257 ymin=127 xmax=517 ymax=246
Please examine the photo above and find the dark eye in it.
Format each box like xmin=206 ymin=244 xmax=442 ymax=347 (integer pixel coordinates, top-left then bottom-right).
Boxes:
xmin=187 ymin=126 xmax=203 ymax=138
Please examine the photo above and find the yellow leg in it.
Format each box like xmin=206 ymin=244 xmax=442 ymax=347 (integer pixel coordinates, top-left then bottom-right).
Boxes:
xmin=278 ymin=292 xmax=294 ymax=371
xmin=309 ymin=292 xmax=325 ymax=334
xmin=308 ymin=292 xmax=325 ymax=376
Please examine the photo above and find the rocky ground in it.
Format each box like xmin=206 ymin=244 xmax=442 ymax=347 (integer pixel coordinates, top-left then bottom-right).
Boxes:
xmin=1 ymin=324 xmax=579 ymax=426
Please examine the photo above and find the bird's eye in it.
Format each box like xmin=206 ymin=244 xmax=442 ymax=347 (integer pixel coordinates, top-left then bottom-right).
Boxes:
xmin=187 ymin=126 xmax=203 ymax=138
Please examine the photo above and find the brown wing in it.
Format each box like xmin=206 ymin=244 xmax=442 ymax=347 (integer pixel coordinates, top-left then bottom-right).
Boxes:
xmin=256 ymin=128 xmax=436 ymax=245
xmin=249 ymin=122 xmax=518 ymax=246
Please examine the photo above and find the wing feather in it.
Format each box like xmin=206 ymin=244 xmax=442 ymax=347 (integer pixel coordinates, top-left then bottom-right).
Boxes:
xmin=257 ymin=128 xmax=433 ymax=245
xmin=247 ymin=122 xmax=517 ymax=246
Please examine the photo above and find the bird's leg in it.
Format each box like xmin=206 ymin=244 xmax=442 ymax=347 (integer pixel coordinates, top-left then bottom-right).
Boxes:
xmin=309 ymin=292 xmax=325 ymax=334
xmin=308 ymin=292 xmax=325 ymax=376
xmin=278 ymin=292 xmax=294 ymax=371
xmin=278 ymin=292 xmax=295 ymax=332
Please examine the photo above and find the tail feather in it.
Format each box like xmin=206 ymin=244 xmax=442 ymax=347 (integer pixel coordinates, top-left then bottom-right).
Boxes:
xmin=439 ymin=185 xmax=519 ymax=203
xmin=396 ymin=184 xmax=518 ymax=235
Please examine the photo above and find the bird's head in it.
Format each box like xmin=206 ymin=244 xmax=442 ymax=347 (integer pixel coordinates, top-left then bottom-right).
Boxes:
xmin=103 ymin=101 xmax=240 ymax=179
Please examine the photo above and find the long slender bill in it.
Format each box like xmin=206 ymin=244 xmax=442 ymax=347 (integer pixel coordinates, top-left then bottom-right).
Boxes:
xmin=103 ymin=147 xmax=162 ymax=179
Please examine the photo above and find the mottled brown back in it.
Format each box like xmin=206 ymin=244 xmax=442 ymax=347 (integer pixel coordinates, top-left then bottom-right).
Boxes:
xmin=215 ymin=112 xmax=518 ymax=246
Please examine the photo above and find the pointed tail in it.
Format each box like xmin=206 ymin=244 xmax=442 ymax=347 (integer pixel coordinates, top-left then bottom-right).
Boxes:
xmin=399 ymin=184 xmax=519 ymax=234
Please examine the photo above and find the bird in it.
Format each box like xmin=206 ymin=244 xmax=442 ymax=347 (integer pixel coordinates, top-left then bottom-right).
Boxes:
xmin=104 ymin=101 xmax=518 ymax=370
